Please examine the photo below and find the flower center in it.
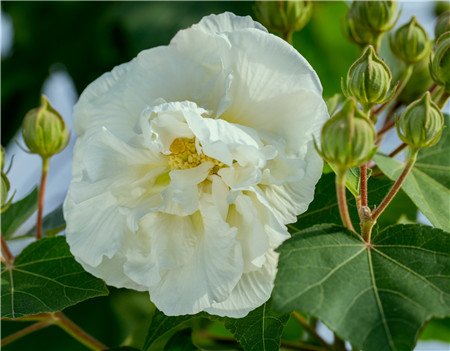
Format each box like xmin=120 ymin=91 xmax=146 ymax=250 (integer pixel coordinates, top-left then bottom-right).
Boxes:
xmin=168 ymin=138 xmax=225 ymax=173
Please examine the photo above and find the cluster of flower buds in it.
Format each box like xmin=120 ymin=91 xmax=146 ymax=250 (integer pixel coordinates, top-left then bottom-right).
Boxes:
xmin=315 ymin=98 xmax=376 ymax=172
xmin=342 ymin=45 xmax=394 ymax=110
xmin=22 ymin=95 xmax=69 ymax=160
xmin=254 ymin=0 xmax=312 ymax=41
xmin=396 ymin=92 xmax=444 ymax=150
xmin=390 ymin=16 xmax=432 ymax=64
xmin=344 ymin=0 xmax=398 ymax=49
xmin=430 ymin=31 xmax=450 ymax=92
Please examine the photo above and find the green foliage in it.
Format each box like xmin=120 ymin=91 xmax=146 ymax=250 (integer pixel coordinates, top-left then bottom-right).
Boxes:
xmin=420 ymin=318 xmax=450 ymax=342
xmin=273 ymin=223 xmax=450 ymax=351
xmin=218 ymin=300 xmax=290 ymax=351
xmin=1 ymin=236 xmax=108 ymax=318
xmin=163 ymin=329 xmax=199 ymax=351
xmin=1 ymin=187 xmax=38 ymax=239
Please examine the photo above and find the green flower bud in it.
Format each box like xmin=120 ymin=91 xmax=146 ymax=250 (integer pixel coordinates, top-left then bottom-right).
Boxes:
xmin=430 ymin=32 xmax=450 ymax=92
xmin=22 ymin=95 xmax=69 ymax=158
xmin=435 ymin=11 xmax=450 ymax=39
xmin=1 ymin=172 xmax=11 ymax=213
xmin=254 ymin=0 xmax=312 ymax=38
xmin=1 ymin=146 xmax=5 ymax=172
xmin=342 ymin=45 xmax=395 ymax=107
xmin=390 ymin=17 xmax=432 ymax=64
xmin=348 ymin=0 xmax=398 ymax=33
xmin=315 ymin=99 xmax=377 ymax=171
xmin=396 ymin=92 xmax=444 ymax=149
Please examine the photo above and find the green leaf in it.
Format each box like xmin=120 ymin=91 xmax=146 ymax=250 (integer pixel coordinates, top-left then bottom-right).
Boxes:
xmin=1 ymin=236 xmax=108 ymax=318
xmin=288 ymin=172 xmax=392 ymax=232
xmin=374 ymin=153 xmax=450 ymax=231
xmin=273 ymin=223 xmax=450 ymax=351
xmin=376 ymin=189 xmax=417 ymax=228
xmin=1 ymin=187 xmax=38 ymax=238
xmin=420 ymin=318 xmax=450 ymax=342
xmin=218 ymin=300 xmax=290 ymax=351
xmin=143 ymin=310 xmax=199 ymax=351
xmin=26 ymin=205 xmax=65 ymax=237
xmin=327 ymin=163 xmax=372 ymax=197
xmin=163 ymin=329 xmax=199 ymax=351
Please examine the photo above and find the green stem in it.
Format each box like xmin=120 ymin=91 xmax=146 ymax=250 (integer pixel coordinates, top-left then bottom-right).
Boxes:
xmin=53 ymin=312 xmax=107 ymax=350
xmin=336 ymin=170 xmax=355 ymax=232
xmin=292 ymin=312 xmax=331 ymax=349
xmin=36 ymin=157 xmax=49 ymax=240
xmin=1 ymin=320 xmax=54 ymax=346
xmin=371 ymin=148 xmax=418 ymax=223
xmin=436 ymin=90 xmax=450 ymax=109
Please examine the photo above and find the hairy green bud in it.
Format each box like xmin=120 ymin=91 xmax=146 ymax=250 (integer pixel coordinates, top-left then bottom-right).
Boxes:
xmin=1 ymin=146 xmax=4 ymax=172
xmin=342 ymin=45 xmax=394 ymax=107
xmin=315 ymin=99 xmax=377 ymax=171
xmin=254 ymin=0 xmax=312 ymax=38
xmin=348 ymin=0 xmax=398 ymax=33
xmin=430 ymin=32 xmax=450 ymax=92
xmin=1 ymin=172 xmax=12 ymax=213
xmin=435 ymin=11 xmax=450 ymax=39
xmin=390 ymin=17 xmax=432 ymax=64
xmin=396 ymin=92 xmax=444 ymax=149
xmin=22 ymin=95 xmax=70 ymax=158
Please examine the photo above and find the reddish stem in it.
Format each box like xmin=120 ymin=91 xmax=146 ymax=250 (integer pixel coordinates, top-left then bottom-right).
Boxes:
xmin=360 ymin=164 xmax=368 ymax=208
xmin=1 ymin=320 xmax=54 ymax=346
xmin=1 ymin=234 xmax=14 ymax=264
xmin=36 ymin=158 xmax=49 ymax=240
xmin=388 ymin=143 xmax=408 ymax=158
xmin=336 ymin=171 xmax=355 ymax=232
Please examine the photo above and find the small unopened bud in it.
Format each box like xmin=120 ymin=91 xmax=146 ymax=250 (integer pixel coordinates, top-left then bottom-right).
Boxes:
xmin=430 ymin=32 xmax=450 ymax=92
xmin=1 ymin=146 xmax=4 ymax=172
xmin=342 ymin=45 xmax=394 ymax=107
xmin=348 ymin=0 xmax=398 ymax=33
xmin=254 ymin=0 xmax=312 ymax=39
xmin=396 ymin=92 xmax=444 ymax=149
xmin=390 ymin=17 xmax=432 ymax=64
xmin=1 ymin=172 xmax=11 ymax=213
xmin=22 ymin=95 xmax=69 ymax=158
xmin=315 ymin=99 xmax=377 ymax=171
xmin=435 ymin=11 xmax=450 ymax=39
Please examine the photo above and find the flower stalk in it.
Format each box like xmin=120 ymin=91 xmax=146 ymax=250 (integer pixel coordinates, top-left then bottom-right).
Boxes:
xmin=1 ymin=320 xmax=54 ymax=347
xmin=36 ymin=157 xmax=49 ymax=240
xmin=1 ymin=234 xmax=14 ymax=264
xmin=336 ymin=170 xmax=355 ymax=232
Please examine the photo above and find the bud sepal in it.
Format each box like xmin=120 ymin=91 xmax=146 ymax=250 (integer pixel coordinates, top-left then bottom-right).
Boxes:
xmin=429 ymin=31 xmax=450 ymax=92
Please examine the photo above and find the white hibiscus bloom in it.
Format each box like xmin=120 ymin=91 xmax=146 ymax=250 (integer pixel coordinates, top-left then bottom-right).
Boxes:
xmin=64 ymin=12 xmax=328 ymax=318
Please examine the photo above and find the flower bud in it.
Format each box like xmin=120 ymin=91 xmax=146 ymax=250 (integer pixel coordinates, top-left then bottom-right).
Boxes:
xmin=1 ymin=172 xmax=11 ymax=213
xmin=315 ymin=99 xmax=377 ymax=171
xmin=342 ymin=45 xmax=394 ymax=107
xmin=396 ymin=92 xmax=444 ymax=149
xmin=348 ymin=0 xmax=398 ymax=33
xmin=429 ymin=32 xmax=450 ymax=92
xmin=390 ymin=17 xmax=432 ymax=64
xmin=435 ymin=11 xmax=450 ymax=39
xmin=254 ymin=0 xmax=312 ymax=38
xmin=22 ymin=95 xmax=69 ymax=158
xmin=1 ymin=146 xmax=5 ymax=172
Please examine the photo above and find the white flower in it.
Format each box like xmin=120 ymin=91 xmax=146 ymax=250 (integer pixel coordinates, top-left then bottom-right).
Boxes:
xmin=63 ymin=12 xmax=328 ymax=318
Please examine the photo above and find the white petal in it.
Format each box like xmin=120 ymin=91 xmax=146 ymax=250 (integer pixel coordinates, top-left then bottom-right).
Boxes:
xmin=190 ymin=12 xmax=267 ymax=35
xmin=205 ymin=250 xmax=278 ymax=318
xmin=149 ymin=203 xmax=243 ymax=315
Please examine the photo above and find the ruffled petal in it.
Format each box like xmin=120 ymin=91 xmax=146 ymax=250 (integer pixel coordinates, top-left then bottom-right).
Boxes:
xmin=149 ymin=201 xmax=243 ymax=315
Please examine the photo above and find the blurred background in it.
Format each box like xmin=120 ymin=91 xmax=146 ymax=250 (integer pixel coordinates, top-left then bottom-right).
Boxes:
xmin=1 ymin=1 xmax=449 ymax=350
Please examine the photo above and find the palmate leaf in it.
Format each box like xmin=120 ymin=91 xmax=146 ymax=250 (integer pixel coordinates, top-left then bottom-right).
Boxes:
xmin=273 ymin=224 xmax=450 ymax=351
xmin=218 ymin=300 xmax=290 ymax=351
xmin=144 ymin=300 xmax=289 ymax=351
xmin=163 ymin=329 xmax=199 ymax=351
xmin=1 ymin=236 xmax=108 ymax=318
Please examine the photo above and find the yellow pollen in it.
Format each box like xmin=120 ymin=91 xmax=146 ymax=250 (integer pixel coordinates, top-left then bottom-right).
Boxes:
xmin=167 ymin=138 xmax=225 ymax=173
